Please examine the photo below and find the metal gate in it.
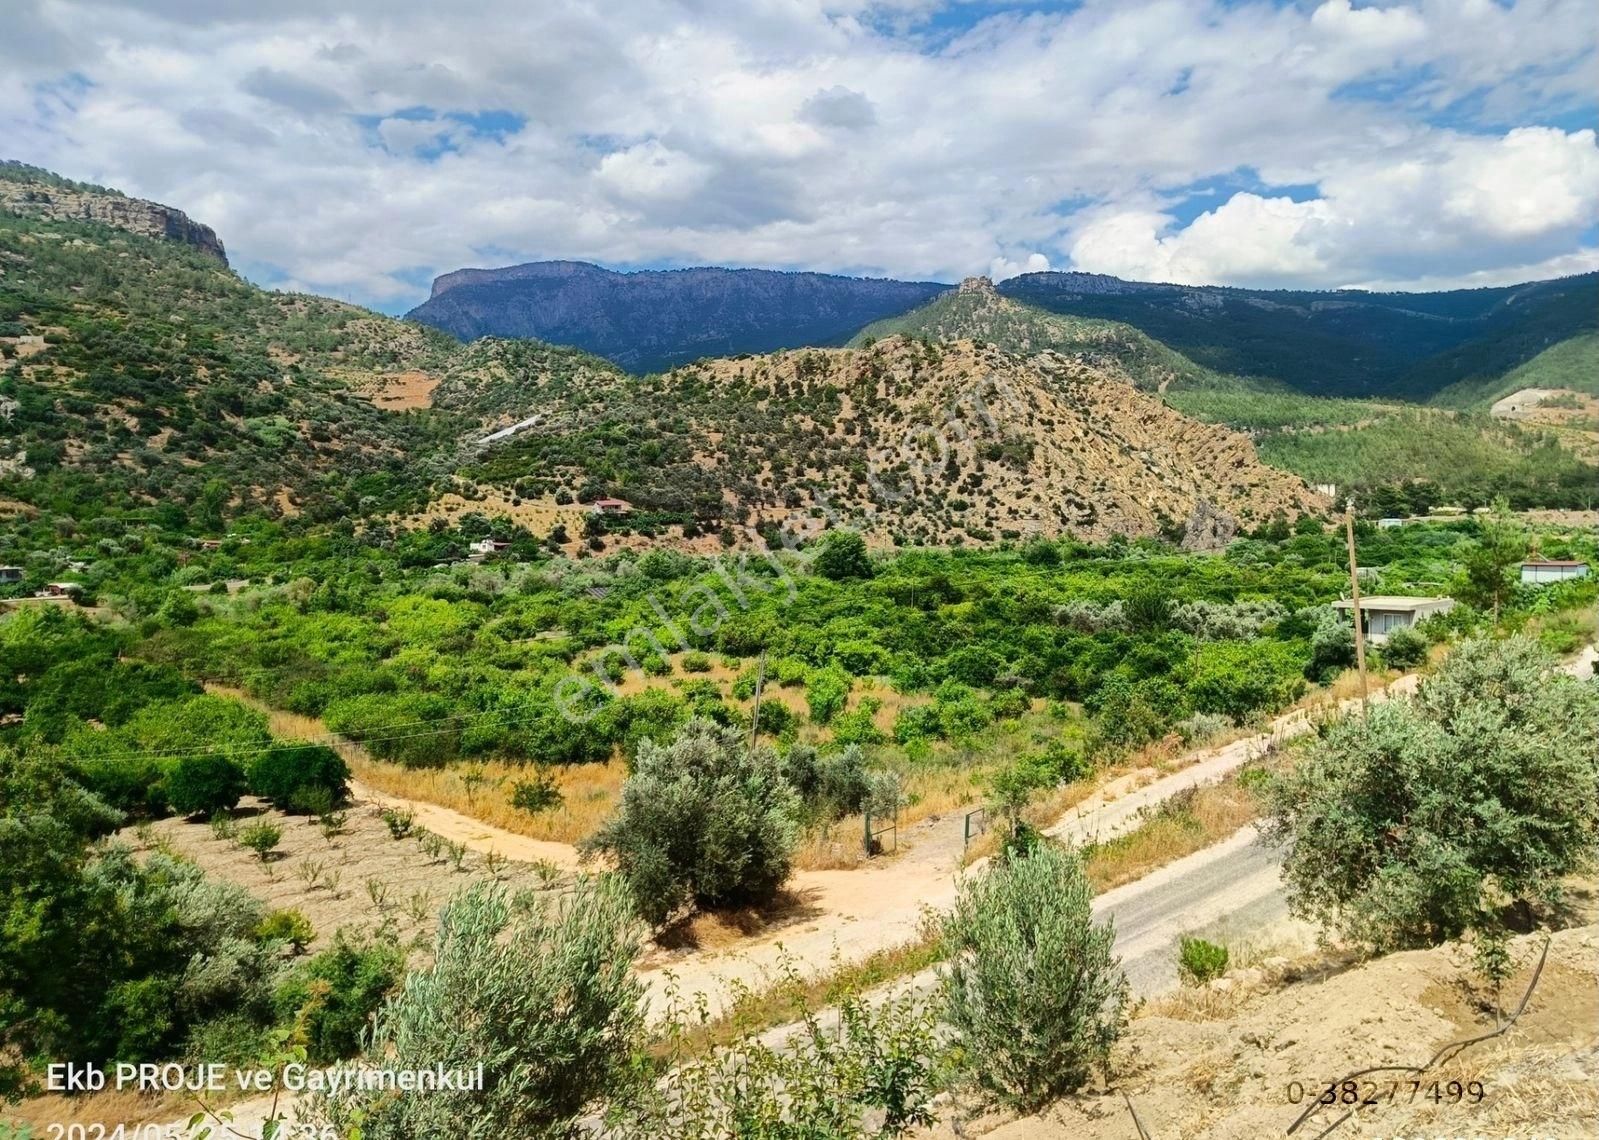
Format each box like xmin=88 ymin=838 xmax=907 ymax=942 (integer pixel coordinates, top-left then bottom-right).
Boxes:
xmin=863 ymin=806 xmax=898 ymax=856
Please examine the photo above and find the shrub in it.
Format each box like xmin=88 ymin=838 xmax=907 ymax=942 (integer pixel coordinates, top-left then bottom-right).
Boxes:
xmin=804 ymin=666 xmax=850 ymax=725
xmin=311 ymin=878 xmax=643 ymax=1139
xmin=1307 ymin=606 xmax=1357 ymax=681
xmin=814 ymin=530 xmax=872 ymax=580
xmin=939 ymin=843 xmax=1128 ymax=1111
xmin=1380 ymin=625 xmax=1427 ymax=670
xmin=583 ymin=719 xmax=799 ymax=925
xmin=274 ymin=933 xmax=403 ymax=1062
xmin=1177 ymin=936 xmax=1229 ymax=986
xmin=247 ymin=744 xmax=349 ymax=813
xmin=1265 ymin=636 xmax=1599 ymax=952
xmin=680 ymin=651 xmax=713 ymax=673
xmin=510 ymin=768 xmax=563 ymax=815
xmin=164 ymin=754 xmax=247 ymax=818
xmin=624 ymin=967 xmax=940 ymax=1137
xmin=381 ymin=807 xmax=415 ymax=839
xmin=238 ymin=820 xmax=282 ymax=862
xmin=1185 ymin=640 xmax=1306 ymax=723
xmin=257 ymin=909 xmax=315 ymax=954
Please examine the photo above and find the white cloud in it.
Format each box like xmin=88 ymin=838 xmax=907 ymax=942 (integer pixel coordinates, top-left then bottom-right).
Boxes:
xmin=0 ymin=0 xmax=1593 ymax=306
xmin=989 ymin=251 xmax=1050 ymax=281
xmin=1069 ymin=126 xmax=1599 ymax=289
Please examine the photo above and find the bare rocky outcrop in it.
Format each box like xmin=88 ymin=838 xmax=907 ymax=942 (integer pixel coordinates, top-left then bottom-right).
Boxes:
xmin=0 ymin=177 xmax=227 ymax=264
xmin=1180 ymin=499 xmax=1240 ymax=551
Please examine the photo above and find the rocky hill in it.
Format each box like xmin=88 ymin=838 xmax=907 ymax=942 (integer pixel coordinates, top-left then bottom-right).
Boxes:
xmin=0 ymin=161 xmax=227 ymax=264
xmin=453 ymin=335 xmax=1326 ymax=546
xmin=852 ymin=276 xmax=1221 ymax=392
xmin=407 ymin=260 xmax=949 ymax=373
xmin=0 ymin=165 xmax=475 ymax=525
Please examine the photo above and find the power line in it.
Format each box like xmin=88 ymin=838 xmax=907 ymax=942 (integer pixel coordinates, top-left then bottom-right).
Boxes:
xmin=57 ymin=699 xmax=570 ymax=768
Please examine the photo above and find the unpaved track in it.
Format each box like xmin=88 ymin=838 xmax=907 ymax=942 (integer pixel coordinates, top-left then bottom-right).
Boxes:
xmin=647 ymin=670 xmax=1423 ymax=1018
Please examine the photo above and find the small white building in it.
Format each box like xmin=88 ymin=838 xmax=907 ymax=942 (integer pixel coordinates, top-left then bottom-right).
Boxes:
xmin=1331 ymin=595 xmax=1455 ymax=643
xmin=0 ymin=566 xmax=22 ymax=583
xmin=1520 ymin=559 xmax=1589 ymax=586
xmin=1377 ymin=517 xmax=1405 ymax=530
xmin=468 ymin=538 xmax=512 ymax=557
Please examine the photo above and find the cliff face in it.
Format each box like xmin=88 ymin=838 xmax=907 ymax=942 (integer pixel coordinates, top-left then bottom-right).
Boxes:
xmin=0 ymin=167 xmax=227 ymax=265
xmin=407 ymin=260 xmax=950 ymax=373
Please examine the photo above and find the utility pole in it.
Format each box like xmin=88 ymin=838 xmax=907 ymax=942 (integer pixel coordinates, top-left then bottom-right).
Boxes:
xmin=1344 ymin=501 xmax=1369 ymax=710
xmin=747 ymin=648 xmax=767 ymax=751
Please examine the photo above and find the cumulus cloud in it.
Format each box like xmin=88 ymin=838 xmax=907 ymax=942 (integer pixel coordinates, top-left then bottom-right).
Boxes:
xmin=989 ymin=252 xmax=1051 ymax=281
xmin=1070 ymin=127 xmax=1599 ymax=288
xmin=0 ymin=0 xmax=1593 ymax=307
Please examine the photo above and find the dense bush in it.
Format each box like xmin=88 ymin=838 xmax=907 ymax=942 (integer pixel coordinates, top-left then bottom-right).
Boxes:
xmin=1 ymin=748 xmax=286 ymax=1095
xmin=1265 ymin=636 xmax=1599 ymax=952
xmin=313 ymin=878 xmax=643 ymax=1139
xmin=584 ymin=719 xmax=799 ymax=925
xmin=273 ymin=933 xmax=403 ymax=1062
xmin=246 ymin=744 xmax=349 ymax=812
xmin=939 ymin=842 xmax=1128 ymax=1111
xmin=164 ymin=753 xmax=247 ymax=817
xmin=1380 ymin=625 xmax=1428 ymax=670
xmin=814 ymin=529 xmax=872 ymax=580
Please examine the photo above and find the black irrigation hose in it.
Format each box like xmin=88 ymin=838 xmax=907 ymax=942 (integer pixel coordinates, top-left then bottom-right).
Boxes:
xmin=1122 ymin=1090 xmax=1153 ymax=1140
xmin=1285 ymin=934 xmax=1552 ymax=1136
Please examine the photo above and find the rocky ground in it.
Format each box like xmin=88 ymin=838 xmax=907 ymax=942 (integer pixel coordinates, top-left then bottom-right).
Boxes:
xmin=925 ymin=920 xmax=1599 ymax=1139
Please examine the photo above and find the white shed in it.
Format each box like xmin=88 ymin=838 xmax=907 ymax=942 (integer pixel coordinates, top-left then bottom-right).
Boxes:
xmin=1520 ymin=560 xmax=1588 ymax=586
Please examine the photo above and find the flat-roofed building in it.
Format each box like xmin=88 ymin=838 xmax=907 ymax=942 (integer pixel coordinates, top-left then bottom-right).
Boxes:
xmin=1331 ymin=595 xmax=1455 ymax=643
xmin=1520 ymin=559 xmax=1588 ymax=586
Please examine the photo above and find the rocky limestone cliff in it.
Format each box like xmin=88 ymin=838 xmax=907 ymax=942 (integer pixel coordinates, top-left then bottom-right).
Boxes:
xmin=407 ymin=260 xmax=950 ymax=372
xmin=0 ymin=168 xmax=227 ymax=265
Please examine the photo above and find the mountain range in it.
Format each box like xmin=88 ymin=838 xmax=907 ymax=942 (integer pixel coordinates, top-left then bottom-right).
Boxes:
xmin=2 ymin=161 xmax=1594 ymax=557
xmin=408 ymin=256 xmax=1598 ymax=402
xmin=407 ymin=261 xmax=947 ymax=373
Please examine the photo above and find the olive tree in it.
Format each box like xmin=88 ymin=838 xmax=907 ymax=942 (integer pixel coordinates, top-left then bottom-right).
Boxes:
xmin=1265 ymin=636 xmax=1599 ymax=953
xmin=583 ymin=718 xmax=799 ymax=925
xmin=938 ymin=842 xmax=1128 ymax=1111
xmin=313 ymin=876 xmax=644 ymax=1139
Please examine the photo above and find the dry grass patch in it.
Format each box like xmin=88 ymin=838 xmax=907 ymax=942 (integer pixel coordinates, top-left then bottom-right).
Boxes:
xmin=1081 ymin=777 xmax=1261 ymax=893
xmin=350 ymin=754 xmax=625 ymax=846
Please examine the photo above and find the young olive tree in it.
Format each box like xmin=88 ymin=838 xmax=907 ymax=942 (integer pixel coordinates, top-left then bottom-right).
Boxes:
xmin=313 ymin=876 xmax=644 ymax=1139
xmin=938 ymin=842 xmax=1128 ymax=1112
xmin=583 ymin=718 xmax=799 ymax=925
xmin=1265 ymin=636 xmax=1599 ymax=953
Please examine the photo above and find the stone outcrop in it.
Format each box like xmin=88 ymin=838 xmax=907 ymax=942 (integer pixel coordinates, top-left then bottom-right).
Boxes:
xmin=0 ymin=178 xmax=227 ymax=265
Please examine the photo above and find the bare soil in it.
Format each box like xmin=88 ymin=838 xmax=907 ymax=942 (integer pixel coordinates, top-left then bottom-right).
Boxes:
xmin=925 ymin=923 xmax=1599 ymax=1139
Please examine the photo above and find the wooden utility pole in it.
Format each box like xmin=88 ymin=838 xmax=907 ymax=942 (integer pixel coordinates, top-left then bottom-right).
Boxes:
xmin=1344 ymin=503 xmax=1369 ymax=709
xmin=747 ymin=648 xmax=767 ymax=750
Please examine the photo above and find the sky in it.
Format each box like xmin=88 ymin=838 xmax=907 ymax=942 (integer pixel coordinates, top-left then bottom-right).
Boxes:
xmin=3 ymin=0 xmax=1597 ymax=314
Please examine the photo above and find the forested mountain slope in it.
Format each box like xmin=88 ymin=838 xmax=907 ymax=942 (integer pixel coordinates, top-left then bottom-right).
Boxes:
xmin=408 ymin=260 xmax=949 ymax=373
xmin=998 ymin=269 xmax=1599 ymax=400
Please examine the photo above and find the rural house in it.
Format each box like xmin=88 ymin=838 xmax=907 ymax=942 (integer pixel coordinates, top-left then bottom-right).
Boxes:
xmin=1331 ymin=595 xmax=1454 ymax=643
xmin=590 ymin=498 xmax=632 ymax=515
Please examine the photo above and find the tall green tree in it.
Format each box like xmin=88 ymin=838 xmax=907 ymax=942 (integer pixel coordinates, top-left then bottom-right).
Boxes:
xmin=1458 ymin=503 xmax=1525 ymax=622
